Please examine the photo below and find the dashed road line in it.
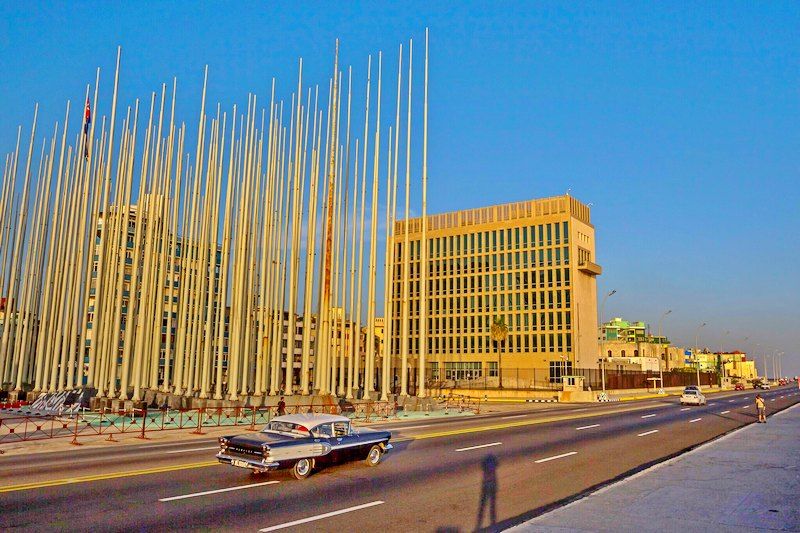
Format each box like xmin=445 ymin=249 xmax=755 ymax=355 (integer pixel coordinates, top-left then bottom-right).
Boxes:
xmin=534 ymin=451 xmax=578 ymax=464
xmin=455 ymin=442 xmax=502 ymax=452
xmin=637 ymin=430 xmax=659 ymax=437
xmin=164 ymin=446 xmax=219 ymax=454
xmin=641 ymin=414 xmax=656 ymax=419
xmin=160 ymin=480 xmax=279 ymax=502
xmin=720 ymin=411 xmax=730 ymax=415
xmin=575 ymin=424 xmax=600 ymax=431
xmin=259 ymin=501 xmax=384 ymax=532
xmin=689 ymin=418 xmax=702 ymax=423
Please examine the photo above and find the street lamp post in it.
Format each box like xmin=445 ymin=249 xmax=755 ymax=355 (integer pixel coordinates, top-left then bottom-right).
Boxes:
xmin=657 ymin=310 xmax=671 ymax=393
xmin=695 ymin=322 xmax=706 ymax=387
xmin=719 ymin=329 xmax=730 ymax=385
xmin=599 ymin=290 xmax=616 ymax=332
xmin=597 ymin=290 xmax=616 ymax=396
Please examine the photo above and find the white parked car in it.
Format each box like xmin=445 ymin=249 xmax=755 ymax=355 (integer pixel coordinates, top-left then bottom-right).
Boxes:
xmin=680 ymin=389 xmax=706 ymax=406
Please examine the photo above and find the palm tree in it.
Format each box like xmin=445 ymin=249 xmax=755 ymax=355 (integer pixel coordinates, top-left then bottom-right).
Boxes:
xmin=490 ymin=316 xmax=509 ymax=389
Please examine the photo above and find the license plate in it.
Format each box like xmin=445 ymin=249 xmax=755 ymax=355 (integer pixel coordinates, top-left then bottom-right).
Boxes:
xmin=232 ymin=459 xmax=250 ymax=468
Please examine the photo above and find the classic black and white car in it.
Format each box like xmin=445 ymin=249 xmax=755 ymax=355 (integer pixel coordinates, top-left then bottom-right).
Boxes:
xmin=216 ymin=413 xmax=393 ymax=479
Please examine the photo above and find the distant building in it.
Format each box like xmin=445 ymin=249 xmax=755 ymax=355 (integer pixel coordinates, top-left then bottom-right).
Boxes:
xmin=599 ymin=317 xmax=674 ymax=372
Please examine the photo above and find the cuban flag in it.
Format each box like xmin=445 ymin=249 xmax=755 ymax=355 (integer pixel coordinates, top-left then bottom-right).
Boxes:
xmin=83 ymin=98 xmax=91 ymax=159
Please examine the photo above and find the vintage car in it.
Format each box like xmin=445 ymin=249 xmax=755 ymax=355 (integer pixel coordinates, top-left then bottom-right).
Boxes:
xmin=216 ymin=413 xmax=392 ymax=479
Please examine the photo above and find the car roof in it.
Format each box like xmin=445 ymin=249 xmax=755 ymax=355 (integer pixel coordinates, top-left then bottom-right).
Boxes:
xmin=271 ymin=413 xmax=350 ymax=427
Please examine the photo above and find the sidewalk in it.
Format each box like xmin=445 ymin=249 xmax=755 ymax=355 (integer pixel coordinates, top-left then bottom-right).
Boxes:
xmin=511 ymin=402 xmax=800 ymax=532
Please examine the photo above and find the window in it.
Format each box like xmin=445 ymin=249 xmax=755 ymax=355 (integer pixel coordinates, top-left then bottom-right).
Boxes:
xmin=488 ymin=361 xmax=498 ymax=377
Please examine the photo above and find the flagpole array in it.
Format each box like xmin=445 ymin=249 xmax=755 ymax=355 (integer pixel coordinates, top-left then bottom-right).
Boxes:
xmin=0 ymin=33 xmax=431 ymax=406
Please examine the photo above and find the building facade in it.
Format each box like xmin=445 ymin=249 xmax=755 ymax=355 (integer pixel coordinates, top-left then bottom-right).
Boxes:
xmin=389 ymin=195 xmax=600 ymax=385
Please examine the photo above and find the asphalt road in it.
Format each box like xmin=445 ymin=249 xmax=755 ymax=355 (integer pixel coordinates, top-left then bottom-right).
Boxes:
xmin=2 ymin=386 xmax=798 ymax=532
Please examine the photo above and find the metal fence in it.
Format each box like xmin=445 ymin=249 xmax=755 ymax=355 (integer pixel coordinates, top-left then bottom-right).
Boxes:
xmin=0 ymin=401 xmax=401 ymax=446
xmin=428 ymin=367 xmax=719 ymax=392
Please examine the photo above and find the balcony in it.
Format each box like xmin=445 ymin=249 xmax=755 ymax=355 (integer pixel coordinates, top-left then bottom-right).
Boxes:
xmin=578 ymin=260 xmax=602 ymax=276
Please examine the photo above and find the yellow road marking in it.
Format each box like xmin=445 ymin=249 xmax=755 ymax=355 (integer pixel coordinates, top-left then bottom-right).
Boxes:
xmin=0 ymin=460 xmax=217 ymax=494
xmin=0 ymin=397 xmax=727 ymax=494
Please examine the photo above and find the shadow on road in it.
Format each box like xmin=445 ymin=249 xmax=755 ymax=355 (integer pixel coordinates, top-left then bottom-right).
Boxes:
xmin=475 ymin=453 xmax=498 ymax=531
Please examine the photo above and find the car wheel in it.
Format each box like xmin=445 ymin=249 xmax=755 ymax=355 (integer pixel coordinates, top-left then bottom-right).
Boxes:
xmin=365 ymin=444 xmax=383 ymax=467
xmin=292 ymin=458 xmax=313 ymax=480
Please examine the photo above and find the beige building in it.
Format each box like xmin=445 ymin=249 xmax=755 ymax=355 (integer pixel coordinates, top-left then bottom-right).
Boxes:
xmin=389 ymin=195 xmax=600 ymax=385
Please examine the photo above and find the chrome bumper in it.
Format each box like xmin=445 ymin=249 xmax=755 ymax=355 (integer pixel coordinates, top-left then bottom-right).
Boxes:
xmin=216 ymin=452 xmax=280 ymax=472
xmin=382 ymin=442 xmax=393 ymax=451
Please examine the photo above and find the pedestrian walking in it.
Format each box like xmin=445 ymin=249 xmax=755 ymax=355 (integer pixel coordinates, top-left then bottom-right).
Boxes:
xmin=755 ymin=394 xmax=766 ymax=423
xmin=277 ymin=396 xmax=286 ymax=416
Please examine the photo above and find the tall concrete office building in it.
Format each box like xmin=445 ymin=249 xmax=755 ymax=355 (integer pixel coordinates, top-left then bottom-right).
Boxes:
xmin=389 ymin=195 xmax=601 ymax=386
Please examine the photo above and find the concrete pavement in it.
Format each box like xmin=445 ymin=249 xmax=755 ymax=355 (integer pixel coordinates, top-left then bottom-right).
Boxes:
xmin=513 ymin=397 xmax=800 ymax=532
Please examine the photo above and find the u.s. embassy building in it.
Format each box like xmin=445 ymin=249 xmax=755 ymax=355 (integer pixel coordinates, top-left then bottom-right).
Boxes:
xmin=388 ymin=195 xmax=601 ymax=388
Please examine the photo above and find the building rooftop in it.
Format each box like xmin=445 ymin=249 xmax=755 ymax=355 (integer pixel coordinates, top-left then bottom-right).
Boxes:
xmin=394 ymin=194 xmax=592 ymax=236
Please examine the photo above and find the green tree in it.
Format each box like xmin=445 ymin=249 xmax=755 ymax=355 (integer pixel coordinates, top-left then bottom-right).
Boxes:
xmin=490 ymin=316 xmax=509 ymax=389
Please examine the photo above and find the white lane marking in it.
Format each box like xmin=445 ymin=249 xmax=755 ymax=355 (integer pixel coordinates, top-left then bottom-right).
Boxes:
xmin=140 ymin=442 xmax=215 ymax=449
xmin=680 ymin=408 xmax=691 ymax=412
xmin=771 ymin=399 xmax=776 ymax=402
xmin=502 ymin=415 xmax=526 ymax=419
xmin=390 ymin=424 xmax=431 ymax=430
xmin=743 ymin=406 xmax=751 ymax=409
xmin=743 ymin=396 xmax=749 ymax=400
xmin=729 ymin=400 xmax=735 ymax=403
xmin=534 ymin=451 xmax=578 ymax=464
xmin=689 ymin=418 xmax=702 ymax=423
xmin=164 ymin=446 xmax=219 ymax=454
xmin=571 ymin=408 xmax=589 ymax=412
xmin=576 ymin=424 xmax=600 ymax=431
xmin=160 ymin=481 xmax=280 ymax=502
xmin=721 ymin=411 xmax=730 ymax=415
xmin=456 ymin=442 xmax=502 ymax=452
xmin=637 ymin=430 xmax=659 ymax=437
xmin=259 ymin=501 xmax=384 ymax=531
xmin=780 ymin=396 xmax=784 ymax=399
xmin=641 ymin=414 xmax=656 ymax=419
xmin=708 ymin=403 xmax=716 ymax=406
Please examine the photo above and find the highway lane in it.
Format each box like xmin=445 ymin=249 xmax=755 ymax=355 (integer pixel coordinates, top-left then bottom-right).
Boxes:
xmin=2 ymin=387 xmax=798 ymax=532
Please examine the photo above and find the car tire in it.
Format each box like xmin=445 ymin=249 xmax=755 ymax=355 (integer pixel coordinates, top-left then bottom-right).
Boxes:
xmin=365 ymin=444 xmax=383 ymax=467
xmin=292 ymin=458 xmax=313 ymax=480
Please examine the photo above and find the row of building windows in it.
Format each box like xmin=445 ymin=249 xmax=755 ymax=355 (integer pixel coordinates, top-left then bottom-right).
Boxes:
xmin=393 ymin=271 xmax=572 ymax=302
xmin=390 ymin=289 xmax=572 ymax=318
xmin=390 ymin=331 xmax=573 ymax=355
xmin=395 ymin=247 xmax=571 ymax=279
xmin=398 ymin=222 xmax=571 ymax=260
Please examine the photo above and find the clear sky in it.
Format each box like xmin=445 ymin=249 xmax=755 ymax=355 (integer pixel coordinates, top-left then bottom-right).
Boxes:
xmin=1 ymin=2 xmax=798 ymax=375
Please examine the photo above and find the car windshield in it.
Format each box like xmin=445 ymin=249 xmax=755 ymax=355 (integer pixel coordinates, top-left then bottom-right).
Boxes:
xmin=684 ymin=391 xmax=697 ymax=395
xmin=262 ymin=421 xmax=311 ymax=437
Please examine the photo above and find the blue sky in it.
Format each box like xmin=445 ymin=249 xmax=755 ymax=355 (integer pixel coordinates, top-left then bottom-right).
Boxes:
xmin=1 ymin=2 xmax=798 ymax=374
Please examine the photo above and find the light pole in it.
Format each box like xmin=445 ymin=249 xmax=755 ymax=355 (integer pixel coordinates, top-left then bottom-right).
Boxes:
xmin=772 ymin=349 xmax=778 ymax=383
xmin=657 ymin=310 xmax=671 ymax=393
xmin=599 ymin=289 xmax=616 ymax=334
xmin=695 ymin=322 xmax=706 ymax=387
xmin=719 ymin=329 xmax=730 ymax=384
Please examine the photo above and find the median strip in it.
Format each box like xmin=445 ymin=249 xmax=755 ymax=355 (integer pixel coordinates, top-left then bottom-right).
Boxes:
xmin=534 ymin=451 xmax=577 ymax=464
xmin=159 ymin=480 xmax=279 ymax=502
xmin=455 ymin=442 xmax=502 ymax=452
xmin=259 ymin=501 xmax=384 ymax=531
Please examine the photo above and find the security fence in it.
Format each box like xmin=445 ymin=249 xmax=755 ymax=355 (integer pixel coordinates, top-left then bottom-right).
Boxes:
xmin=428 ymin=367 xmax=719 ymax=392
xmin=0 ymin=401 xmax=401 ymax=446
